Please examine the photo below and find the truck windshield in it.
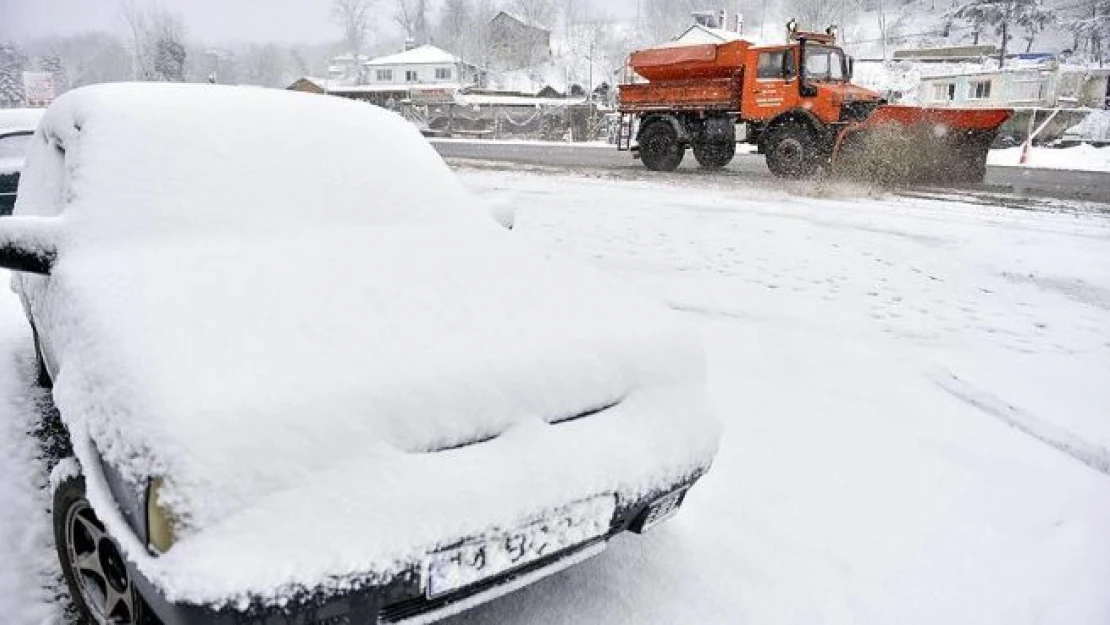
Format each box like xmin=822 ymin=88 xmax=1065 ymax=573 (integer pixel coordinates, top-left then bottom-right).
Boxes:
xmin=804 ymin=45 xmax=846 ymax=82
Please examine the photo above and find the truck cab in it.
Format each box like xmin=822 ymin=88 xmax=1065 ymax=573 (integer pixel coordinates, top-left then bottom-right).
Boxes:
xmin=741 ymin=30 xmax=883 ymax=126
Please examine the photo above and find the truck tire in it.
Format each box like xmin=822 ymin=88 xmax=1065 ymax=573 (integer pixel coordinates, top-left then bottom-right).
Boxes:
xmin=764 ymin=122 xmax=821 ymax=179
xmin=693 ymin=140 xmax=736 ymax=169
xmin=639 ymin=121 xmax=685 ymax=172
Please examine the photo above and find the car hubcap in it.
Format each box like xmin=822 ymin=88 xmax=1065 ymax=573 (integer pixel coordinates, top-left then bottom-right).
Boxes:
xmin=66 ymin=501 xmax=135 ymax=625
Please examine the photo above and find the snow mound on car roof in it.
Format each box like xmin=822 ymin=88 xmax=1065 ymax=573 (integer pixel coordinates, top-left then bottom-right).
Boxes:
xmin=12 ymin=83 xmax=719 ymax=605
xmin=14 ymin=83 xmax=470 ymax=233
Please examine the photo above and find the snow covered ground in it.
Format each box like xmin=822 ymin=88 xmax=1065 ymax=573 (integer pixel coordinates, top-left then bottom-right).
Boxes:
xmin=988 ymin=144 xmax=1110 ymax=173
xmin=0 ymin=279 xmax=65 ymax=625
xmin=1 ymin=166 xmax=1109 ymax=624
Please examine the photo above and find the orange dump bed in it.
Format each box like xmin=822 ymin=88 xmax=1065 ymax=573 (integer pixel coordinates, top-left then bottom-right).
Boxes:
xmin=628 ymin=41 xmax=750 ymax=82
xmin=619 ymin=78 xmax=739 ymax=112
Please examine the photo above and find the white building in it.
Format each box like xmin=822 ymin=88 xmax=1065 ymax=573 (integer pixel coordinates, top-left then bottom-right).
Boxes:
xmin=363 ymin=45 xmax=485 ymax=92
xmin=669 ymin=23 xmax=745 ymax=46
xmin=301 ymin=45 xmax=488 ymax=106
xmin=918 ymin=66 xmax=1109 ymax=110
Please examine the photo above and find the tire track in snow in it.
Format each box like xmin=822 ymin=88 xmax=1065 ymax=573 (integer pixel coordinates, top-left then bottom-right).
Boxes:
xmin=935 ymin=373 xmax=1110 ymax=477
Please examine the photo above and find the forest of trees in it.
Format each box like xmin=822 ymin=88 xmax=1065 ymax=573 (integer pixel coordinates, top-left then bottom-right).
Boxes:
xmin=1 ymin=0 xmax=1107 ymax=108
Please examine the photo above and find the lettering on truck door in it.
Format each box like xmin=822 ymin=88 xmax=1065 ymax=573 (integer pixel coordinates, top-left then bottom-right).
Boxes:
xmin=746 ymin=49 xmax=798 ymax=120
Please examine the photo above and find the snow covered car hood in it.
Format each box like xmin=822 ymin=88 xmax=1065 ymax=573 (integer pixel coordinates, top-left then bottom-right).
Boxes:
xmin=9 ymin=83 xmax=719 ymax=605
xmin=44 ymin=224 xmax=707 ymax=525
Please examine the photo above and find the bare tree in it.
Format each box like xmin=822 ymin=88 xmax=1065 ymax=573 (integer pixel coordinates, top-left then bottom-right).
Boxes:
xmin=333 ymin=0 xmax=375 ymax=58
xmin=437 ymin=0 xmax=471 ymax=55
xmin=434 ymin=0 xmax=497 ymax=66
xmin=949 ymin=0 xmax=1054 ymax=66
xmin=787 ymin=0 xmax=842 ymax=30
xmin=119 ymin=2 xmax=187 ymax=81
xmin=0 ymin=42 xmax=27 ymax=108
xmin=120 ymin=0 xmax=152 ymax=79
xmin=394 ymin=0 xmax=430 ymax=45
xmin=509 ymin=0 xmax=556 ymax=28
xmin=1064 ymin=0 xmax=1108 ymax=63
xmin=29 ymin=33 xmax=130 ymax=88
xmin=151 ymin=7 xmax=187 ymax=81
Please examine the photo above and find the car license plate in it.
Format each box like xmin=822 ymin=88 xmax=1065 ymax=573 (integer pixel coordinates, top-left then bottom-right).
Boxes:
xmin=424 ymin=496 xmax=614 ymax=598
xmin=640 ymin=489 xmax=686 ymax=532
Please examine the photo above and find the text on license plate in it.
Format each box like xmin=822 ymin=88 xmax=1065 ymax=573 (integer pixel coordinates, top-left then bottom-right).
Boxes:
xmin=424 ymin=495 xmax=615 ymax=598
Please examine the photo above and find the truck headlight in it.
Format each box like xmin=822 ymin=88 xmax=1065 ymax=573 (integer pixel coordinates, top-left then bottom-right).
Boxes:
xmin=146 ymin=477 xmax=178 ymax=554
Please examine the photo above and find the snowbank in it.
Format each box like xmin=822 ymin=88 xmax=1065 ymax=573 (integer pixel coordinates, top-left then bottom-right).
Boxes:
xmin=1065 ymin=109 xmax=1110 ymax=143
xmin=988 ymin=143 xmax=1110 ymax=172
xmin=9 ymin=83 xmax=719 ymax=606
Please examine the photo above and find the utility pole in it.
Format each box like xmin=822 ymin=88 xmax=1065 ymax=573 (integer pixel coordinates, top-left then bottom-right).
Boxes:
xmin=760 ymin=0 xmax=768 ymax=40
xmin=879 ymin=0 xmax=888 ymax=62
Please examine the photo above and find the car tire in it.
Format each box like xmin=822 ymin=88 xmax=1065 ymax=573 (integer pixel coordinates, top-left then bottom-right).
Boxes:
xmin=639 ymin=120 xmax=685 ymax=172
xmin=55 ymin=475 xmax=147 ymax=625
xmin=763 ymin=122 xmax=821 ymax=179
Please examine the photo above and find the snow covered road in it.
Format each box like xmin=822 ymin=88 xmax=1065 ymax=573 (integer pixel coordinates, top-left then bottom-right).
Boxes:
xmin=1 ymin=168 xmax=1109 ymax=624
xmin=446 ymin=169 xmax=1110 ymax=625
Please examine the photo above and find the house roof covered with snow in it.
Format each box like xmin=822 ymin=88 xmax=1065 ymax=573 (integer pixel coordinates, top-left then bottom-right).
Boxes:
xmin=364 ymin=44 xmax=469 ymax=67
xmin=490 ymin=10 xmax=550 ymax=33
xmin=651 ymin=24 xmax=769 ymax=49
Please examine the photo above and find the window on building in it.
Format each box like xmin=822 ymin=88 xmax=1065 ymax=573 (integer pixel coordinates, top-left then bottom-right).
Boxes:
xmin=1009 ymin=80 xmax=1045 ymax=102
xmin=968 ymin=79 xmax=992 ymax=99
xmin=932 ymin=83 xmax=956 ymax=101
xmin=756 ymin=50 xmax=795 ymax=80
xmin=435 ymin=67 xmax=452 ymax=80
xmin=405 ymin=70 xmax=418 ymax=83
xmin=376 ymin=69 xmax=393 ymax=82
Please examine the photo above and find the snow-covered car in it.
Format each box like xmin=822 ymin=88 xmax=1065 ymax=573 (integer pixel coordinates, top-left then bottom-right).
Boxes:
xmin=0 ymin=84 xmax=720 ymax=625
xmin=0 ymin=108 xmax=45 ymax=216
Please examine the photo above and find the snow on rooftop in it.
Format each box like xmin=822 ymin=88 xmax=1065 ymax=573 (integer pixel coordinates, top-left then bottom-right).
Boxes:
xmin=651 ymin=24 xmax=771 ymax=49
xmin=364 ymin=44 xmax=466 ymax=67
xmin=493 ymin=10 xmax=549 ymax=32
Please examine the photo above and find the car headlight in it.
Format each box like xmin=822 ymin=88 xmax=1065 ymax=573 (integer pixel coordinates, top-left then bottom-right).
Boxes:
xmin=146 ymin=477 xmax=178 ymax=554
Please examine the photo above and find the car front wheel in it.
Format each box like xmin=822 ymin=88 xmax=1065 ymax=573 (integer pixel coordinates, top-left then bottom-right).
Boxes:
xmin=54 ymin=475 xmax=146 ymax=625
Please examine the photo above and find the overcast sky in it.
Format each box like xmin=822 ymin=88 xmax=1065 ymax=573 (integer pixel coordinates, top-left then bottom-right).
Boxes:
xmin=2 ymin=0 xmax=640 ymax=46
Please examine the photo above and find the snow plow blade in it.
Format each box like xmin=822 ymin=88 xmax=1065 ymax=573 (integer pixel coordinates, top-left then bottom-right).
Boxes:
xmin=833 ymin=105 xmax=1012 ymax=184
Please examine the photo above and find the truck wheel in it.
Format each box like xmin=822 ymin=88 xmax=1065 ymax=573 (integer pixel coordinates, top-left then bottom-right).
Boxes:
xmin=764 ymin=123 xmax=821 ymax=179
xmin=693 ymin=140 xmax=736 ymax=169
xmin=639 ymin=121 xmax=685 ymax=172
xmin=55 ymin=476 xmax=146 ymax=625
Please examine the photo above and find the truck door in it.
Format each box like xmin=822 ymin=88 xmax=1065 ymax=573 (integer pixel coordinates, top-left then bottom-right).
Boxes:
xmin=744 ymin=48 xmax=799 ymax=121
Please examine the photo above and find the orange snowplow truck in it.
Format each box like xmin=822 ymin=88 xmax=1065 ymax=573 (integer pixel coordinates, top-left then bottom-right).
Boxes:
xmin=617 ymin=25 xmax=1012 ymax=182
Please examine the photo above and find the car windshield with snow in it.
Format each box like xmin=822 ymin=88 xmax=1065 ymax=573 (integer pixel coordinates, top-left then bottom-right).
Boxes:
xmin=0 ymin=84 xmax=720 ymax=625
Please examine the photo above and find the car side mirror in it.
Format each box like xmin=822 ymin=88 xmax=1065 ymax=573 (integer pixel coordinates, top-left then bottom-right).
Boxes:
xmin=848 ymin=57 xmax=855 ymax=81
xmin=0 ymin=216 xmax=59 ymax=275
